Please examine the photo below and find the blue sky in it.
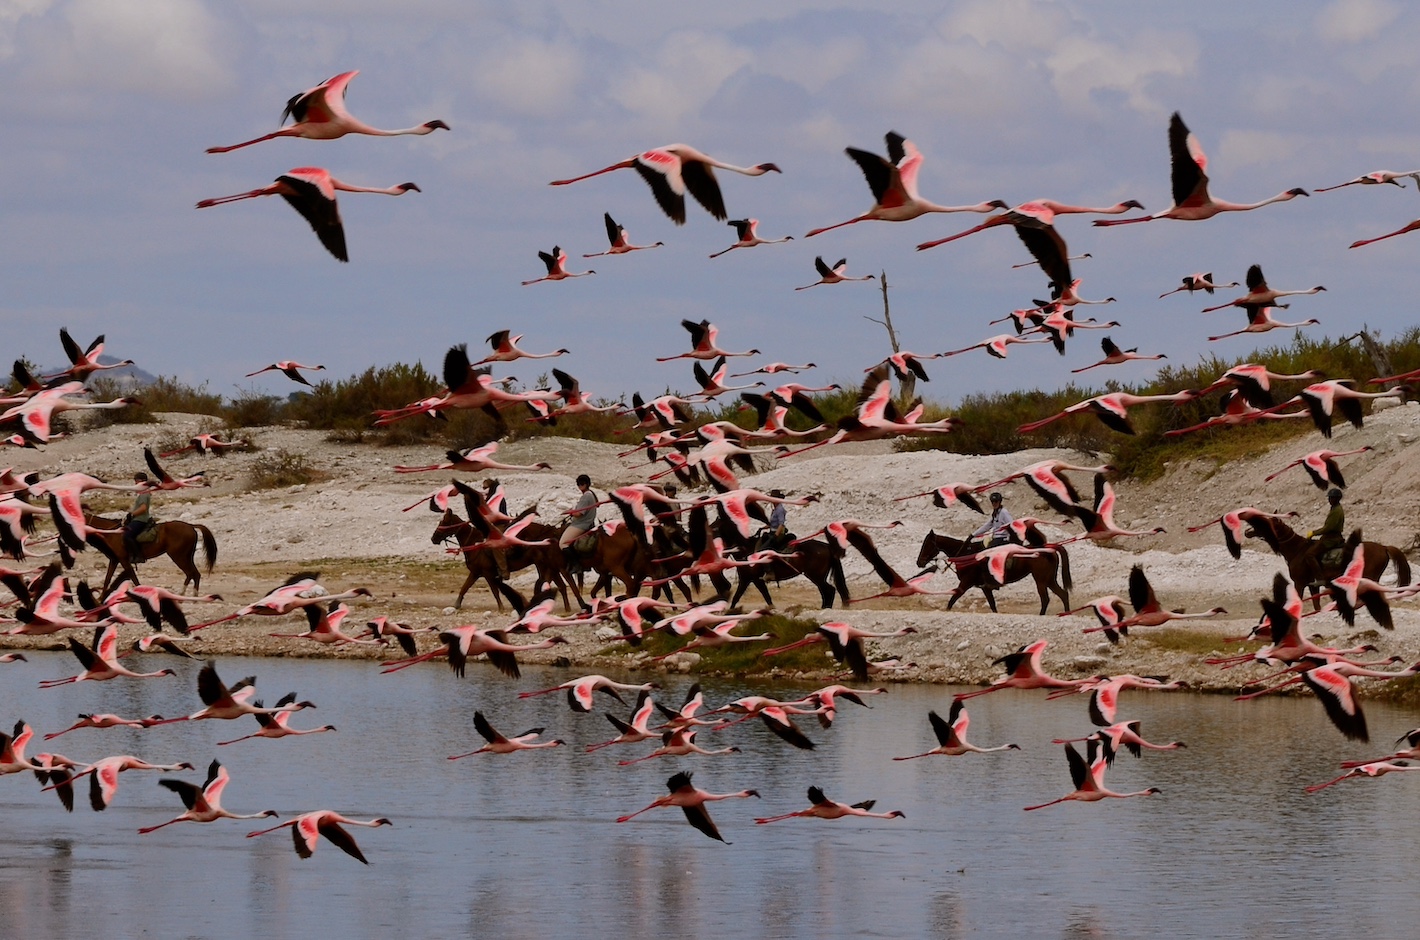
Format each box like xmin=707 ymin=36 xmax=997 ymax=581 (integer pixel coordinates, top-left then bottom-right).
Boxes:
xmin=3 ymin=0 xmax=1417 ymax=406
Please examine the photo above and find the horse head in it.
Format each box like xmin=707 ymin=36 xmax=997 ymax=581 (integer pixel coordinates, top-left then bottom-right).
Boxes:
xmin=431 ymin=509 xmax=469 ymax=546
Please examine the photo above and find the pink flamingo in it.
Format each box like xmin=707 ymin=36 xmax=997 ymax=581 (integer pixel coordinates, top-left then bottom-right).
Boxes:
xmin=1306 ymin=759 xmax=1420 ymax=793
xmin=796 ymin=256 xmax=876 ymax=290
xmin=247 ymin=811 xmax=392 ymax=863
xmin=1053 ymin=721 xmax=1185 ymax=760
xmin=478 ymin=330 xmax=570 ymax=364
xmin=1186 ymin=508 xmax=1300 ymax=559
xmin=1200 ymin=264 xmax=1325 ymax=314
xmin=137 ymin=759 xmax=277 ymax=833
xmin=1196 ymin=363 xmax=1324 ymax=408
xmin=763 ymin=622 xmax=917 ymax=682
xmin=1033 ymin=309 xmax=1120 ymax=354
xmin=844 ymin=526 xmax=952 ymax=603
xmin=195 ymin=168 xmax=420 ymax=262
xmin=940 ymin=333 xmax=1051 ymax=359
xmin=1340 ymin=728 xmax=1420 ymax=769
xmin=617 ymin=728 xmax=741 ymax=766
xmin=977 ymin=459 xmax=1115 ymax=508
xmin=521 ymin=246 xmax=595 ymax=285
xmin=728 ymin=361 xmax=816 ymax=378
xmin=551 ymin=144 xmax=780 ymax=224
xmin=1024 ymin=739 xmax=1161 ymax=811
xmin=1277 ymin=380 xmax=1405 ymax=438
xmin=380 ymin=626 xmax=566 ymax=680
xmin=1350 ymin=217 xmax=1420 ymax=248
xmin=393 ymin=442 xmax=552 ymax=474
xmin=150 ymin=662 xmax=314 ymax=725
xmin=1018 ymin=390 xmax=1197 ymax=436
xmin=1159 ymin=273 xmax=1238 ymax=298
xmin=1 ymin=383 xmax=139 ymax=444
xmin=373 ymin=344 xmax=558 ymax=425
xmin=1058 ymin=595 xmax=1131 ymax=642
xmin=44 ymin=713 xmax=161 ymax=740
xmin=690 ymin=358 xmax=760 ymax=401
xmin=584 ymin=212 xmax=663 ymax=257
xmin=806 ymin=131 xmax=1006 ymax=237
xmin=755 ymin=786 xmax=904 ymax=824
xmin=892 ymin=701 xmax=1020 ymax=759
xmin=206 ymin=70 xmax=447 ymax=152
xmin=1328 ymin=531 xmax=1404 ymax=630
xmin=916 ymin=197 xmax=1141 ymax=250
xmin=38 ymin=624 xmax=177 ymax=688
xmin=63 ymin=755 xmax=197 ymax=811
xmin=1071 ymin=337 xmax=1167 ymax=373
xmin=1057 ymin=674 xmax=1186 ymax=725
xmin=268 ymin=602 xmax=380 ymax=646
xmin=1316 ymin=169 xmax=1420 ymax=192
xmin=518 ymin=674 xmax=660 ymax=713
xmin=955 ymin=639 xmax=1101 ymax=701
xmin=616 ymin=770 xmax=761 ymax=842
xmin=656 ymin=319 xmax=761 ymax=362
xmin=7 ymin=565 xmax=120 ymax=636
xmin=1207 ymin=306 xmax=1320 ymax=342
xmin=0 ymin=720 xmax=35 ymax=775
xmin=448 ymin=711 xmax=564 ymax=758
xmin=245 ymin=361 xmax=327 ymax=385
xmin=709 ymin=218 xmax=793 ymax=258
xmin=805 ymin=684 xmax=888 ymax=727
xmin=1093 ymin=113 xmax=1308 ymax=226
xmin=585 ymin=690 xmax=661 ymax=752
xmin=216 ymin=694 xmax=337 ymax=745
xmin=1265 ymin=447 xmax=1372 ymax=489
xmin=1080 ymin=565 xmax=1225 ymax=634
xmin=894 ymin=482 xmax=985 ymax=514
xmin=1163 ymin=390 xmax=1309 ymax=437
xmin=159 ymin=433 xmax=249 ymax=458
xmin=46 ymin=328 xmax=134 ymax=382
xmin=711 ymin=697 xmax=823 ymax=750
xmin=141 ymin=448 xmax=208 ymax=490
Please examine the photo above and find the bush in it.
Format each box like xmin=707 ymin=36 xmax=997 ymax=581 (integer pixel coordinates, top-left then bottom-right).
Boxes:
xmin=85 ymin=375 xmax=224 ymax=425
xmin=247 ymin=449 xmax=324 ymax=488
xmin=224 ymin=388 xmax=286 ymax=428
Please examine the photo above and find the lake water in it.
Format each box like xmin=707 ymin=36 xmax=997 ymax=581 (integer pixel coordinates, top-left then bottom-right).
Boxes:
xmin=2 ymin=652 xmax=1419 ymax=939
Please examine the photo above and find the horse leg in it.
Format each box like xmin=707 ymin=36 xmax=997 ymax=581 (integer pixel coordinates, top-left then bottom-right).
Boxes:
xmin=100 ymin=556 xmax=119 ymax=595
xmin=982 ymin=586 xmax=998 ymax=614
xmin=170 ymin=546 xmax=201 ymax=593
xmin=455 ymin=571 xmax=478 ymax=609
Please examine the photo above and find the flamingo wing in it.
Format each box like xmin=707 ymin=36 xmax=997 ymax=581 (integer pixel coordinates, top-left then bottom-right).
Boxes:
xmin=276 ymin=172 xmax=347 ymax=262
xmin=845 ymin=146 xmax=897 ymax=206
xmin=1168 ymin=113 xmax=1210 ymax=207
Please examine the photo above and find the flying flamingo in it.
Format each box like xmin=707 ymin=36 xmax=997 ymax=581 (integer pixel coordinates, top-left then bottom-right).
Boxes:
xmin=1057 ymin=595 xmax=1131 ymax=642
xmin=754 ymin=786 xmax=904 ymax=824
xmin=1306 ymin=759 xmax=1420 ymax=793
xmin=195 ymin=168 xmax=420 ymax=262
xmin=656 ymin=319 xmax=761 ymax=362
xmin=1033 ymin=309 xmax=1120 ymax=354
xmin=804 ymin=684 xmax=888 ymax=727
xmin=1023 ymin=739 xmax=1161 ymax=811
xmin=477 ymin=330 xmax=570 ymax=364
xmin=940 ymin=333 xmax=1051 ymax=360
xmin=1339 ymin=728 xmax=1420 ymax=769
xmin=1328 ymin=531 xmax=1403 ymax=630
xmin=373 ymin=344 xmax=558 ymax=425
xmin=1092 ymin=113 xmax=1308 ymax=226
xmin=1277 ymin=380 xmax=1405 ymax=437
xmin=711 ymin=697 xmax=823 ymax=750
xmin=709 ymin=218 xmax=793 ymax=258
xmin=381 ymin=625 xmax=566 ymax=679
xmin=1265 ymin=447 xmax=1373 ymax=489
xmin=62 ymin=755 xmax=197 ymax=811
xmin=150 ymin=662 xmax=314 ymax=725
xmin=1017 ymin=390 xmax=1197 ymax=435
xmin=804 ymin=131 xmax=1006 ymax=237
xmin=1200 ymin=264 xmax=1326 ymax=314
xmin=46 ymin=328 xmax=134 ymax=382
xmin=550 ymin=144 xmax=780 ymax=224
xmin=159 ymin=433 xmax=249 ymax=458
xmin=916 ymin=196 xmax=1141 ymax=252
xmin=795 ymin=256 xmax=876 ymax=290
xmin=616 ymin=728 xmax=741 ymax=765
xmin=844 ymin=526 xmax=951 ymax=603
xmin=1062 ymin=674 xmax=1186 ymax=726
xmin=894 ymin=482 xmax=985 ymax=514
xmin=1159 ymin=273 xmax=1239 ymax=297
xmin=448 ymin=711 xmax=564 ymax=758
xmin=977 ymin=459 xmax=1115 ymax=508
xmin=518 ymin=674 xmax=660 ymax=713
xmin=955 ymin=639 xmax=1102 ymax=701
xmin=1 ymin=383 xmax=140 ymax=444
xmin=43 ymin=713 xmax=161 ymax=740
xmin=1196 ymin=363 xmax=1324 ymax=408
xmin=38 ymin=624 xmax=177 ymax=688
xmin=216 ymin=693 xmax=337 ymax=745
xmin=268 ymin=602 xmax=380 ymax=646
xmin=1070 ymin=337 xmax=1167 ymax=373
xmin=892 ymin=701 xmax=1020 ymax=759
xmin=1370 ymin=365 xmax=1420 ymax=387
xmin=29 ymin=752 xmax=81 ymax=812
xmin=946 ymin=543 xmax=1055 ymax=587
xmin=247 ymin=811 xmax=392 ymax=863
xmin=245 ymin=361 xmax=327 ymax=385
xmin=1080 ymin=565 xmax=1226 ymax=635
xmin=206 ymin=71 xmax=447 ymax=153
xmin=141 ymin=448 xmax=209 ymax=490
xmin=1316 ymin=169 xmax=1420 ymax=192
xmin=1207 ymin=306 xmax=1321 ymax=343
xmin=616 ymin=770 xmax=760 ymax=843
xmin=585 ymin=690 xmax=661 ymax=752
xmin=521 ymin=246 xmax=595 ymax=286
xmin=7 ymin=565 xmax=120 ymax=636
xmin=137 ymin=759 xmax=278 ymax=833
xmin=1052 ymin=722 xmax=1185 ymax=761
xmin=1186 ymin=508 xmax=1300 ymax=559
xmin=869 ymin=350 xmax=943 ymax=383
xmin=393 ymin=442 xmax=552 ymax=474
xmin=584 ymin=212 xmax=663 ymax=257
xmin=728 ymin=362 xmax=816 ymax=378
xmin=0 ymin=720 xmax=35 ymax=776
xmin=763 ymin=622 xmax=918 ymax=682
xmin=1350 ymin=218 xmax=1420 ymax=249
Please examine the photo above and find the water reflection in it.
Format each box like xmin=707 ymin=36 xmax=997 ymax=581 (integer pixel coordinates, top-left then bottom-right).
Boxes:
xmin=1 ymin=653 xmax=1419 ymax=938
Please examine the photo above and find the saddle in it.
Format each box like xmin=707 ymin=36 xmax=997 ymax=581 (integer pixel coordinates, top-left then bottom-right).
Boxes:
xmin=1321 ymin=547 xmax=1344 ymax=569
xmin=136 ymin=521 xmax=159 ymax=544
xmin=573 ymin=531 xmax=597 ymax=555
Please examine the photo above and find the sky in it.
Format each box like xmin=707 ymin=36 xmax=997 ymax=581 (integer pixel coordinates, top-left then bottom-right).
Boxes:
xmin=3 ymin=0 xmax=1419 ymax=407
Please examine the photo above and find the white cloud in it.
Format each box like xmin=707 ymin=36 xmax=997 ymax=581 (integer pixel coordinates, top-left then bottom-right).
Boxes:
xmin=1046 ymin=30 xmax=1196 ymax=116
xmin=59 ymin=0 xmax=232 ymax=97
xmin=0 ymin=0 xmax=54 ymax=57
xmin=608 ymin=30 xmax=753 ymax=123
xmin=1315 ymin=0 xmax=1400 ymax=42
xmin=471 ymin=37 xmax=584 ymax=119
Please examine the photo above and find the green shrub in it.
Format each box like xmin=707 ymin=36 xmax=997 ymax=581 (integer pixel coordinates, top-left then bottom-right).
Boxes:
xmin=247 ymin=449 xmax=324 ymax=488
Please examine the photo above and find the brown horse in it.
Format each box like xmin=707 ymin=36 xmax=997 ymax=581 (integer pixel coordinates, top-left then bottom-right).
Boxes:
xmin=84 ymin=513 xmax=218 ymax=593
xmin=1245 ymin=516 xmax=1411 ymax=609
xmin=432 ymin=508 xmax=585 ymax=612
xmin=580 ymin=524 xmax=695 ymax=604
xmin=916 ymin=530 xmax=1071 ymax=614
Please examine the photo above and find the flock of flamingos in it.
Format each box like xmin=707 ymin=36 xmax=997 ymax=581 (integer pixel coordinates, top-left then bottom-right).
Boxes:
xmin=7 ymin=70 xmax=1420 ymax=859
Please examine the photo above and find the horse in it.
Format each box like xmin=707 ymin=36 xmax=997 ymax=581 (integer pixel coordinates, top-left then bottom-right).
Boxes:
xmin=83 ymin=512 xmax=218 ymax=593
xmin=718 ymin=521 xmax=851 ymax=609
xmin=431 ymin=508 xmax=585 ymax=612
xmin=1245 ymin=516 xmax=1411 ymax=610
xmin=915 ymin=530 xmax=1071 ymax=615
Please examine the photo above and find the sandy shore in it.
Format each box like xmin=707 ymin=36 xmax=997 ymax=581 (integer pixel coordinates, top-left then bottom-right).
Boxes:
xmin=6 ymin=403 xmax=1420 ymax=695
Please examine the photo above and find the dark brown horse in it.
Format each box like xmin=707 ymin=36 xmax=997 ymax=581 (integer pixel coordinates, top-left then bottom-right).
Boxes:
xmin=432 ymin=508 xmax=585 ymax=612
xmin=916 ymin=531 xmax=1071 ymax=614
xmin=580 ymin=524 xmax=695 ymax=604
xmin=1245 ymin=516 xmax=1411 ymax=609
xmin=84 ymin=512 xmax=218 ymax=593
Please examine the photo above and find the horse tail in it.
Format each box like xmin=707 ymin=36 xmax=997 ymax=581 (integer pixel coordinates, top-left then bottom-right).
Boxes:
xmin=1390 ymin=547 xmax=1412 ymax=586
xmin=195 ymin=525 xmax=218 ymax=574
xmin=1058 ymin=546 xmax=1072 ymax=592
xmin=830 ymin=554 xmax=850 ymax=605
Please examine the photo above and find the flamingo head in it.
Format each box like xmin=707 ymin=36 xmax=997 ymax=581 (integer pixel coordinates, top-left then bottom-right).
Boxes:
xmin=1121 ymin=200 xmax=1145 ymax=210
xmin=396 ymin=183 xmax=421 ymax=193
xmin=754 ymin=164 xmax=782 ymax=174
xmin=372 ymin=818 xmax=394 ymax=827
xmin=257 ymin=809 xmax=279 ymax=819
xmin=987 ymin=200 xmax=1010 ymax=210
xmin=424 ymin=120 xmax=450 ymax=131
xmin=1287 ymin=188 xmax=1309 ymax=197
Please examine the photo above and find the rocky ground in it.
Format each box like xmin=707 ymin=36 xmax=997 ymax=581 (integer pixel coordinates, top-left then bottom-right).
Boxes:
xmin=6 ymin=401 xmax=1420 ymax=694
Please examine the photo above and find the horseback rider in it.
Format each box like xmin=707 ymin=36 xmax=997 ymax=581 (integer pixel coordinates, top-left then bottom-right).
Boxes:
xmin=559 ymin=474 xmax=598 ymax=574
xmin=124 ymin=472 xmax=155 ymax=558
xmin=970 ymin=492 xmax=1017 ymax=549
xmin=1306 ymin=488 xmax=1346 ymax=566
xmin=755 ymin=490 xmax=793 ymax=552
